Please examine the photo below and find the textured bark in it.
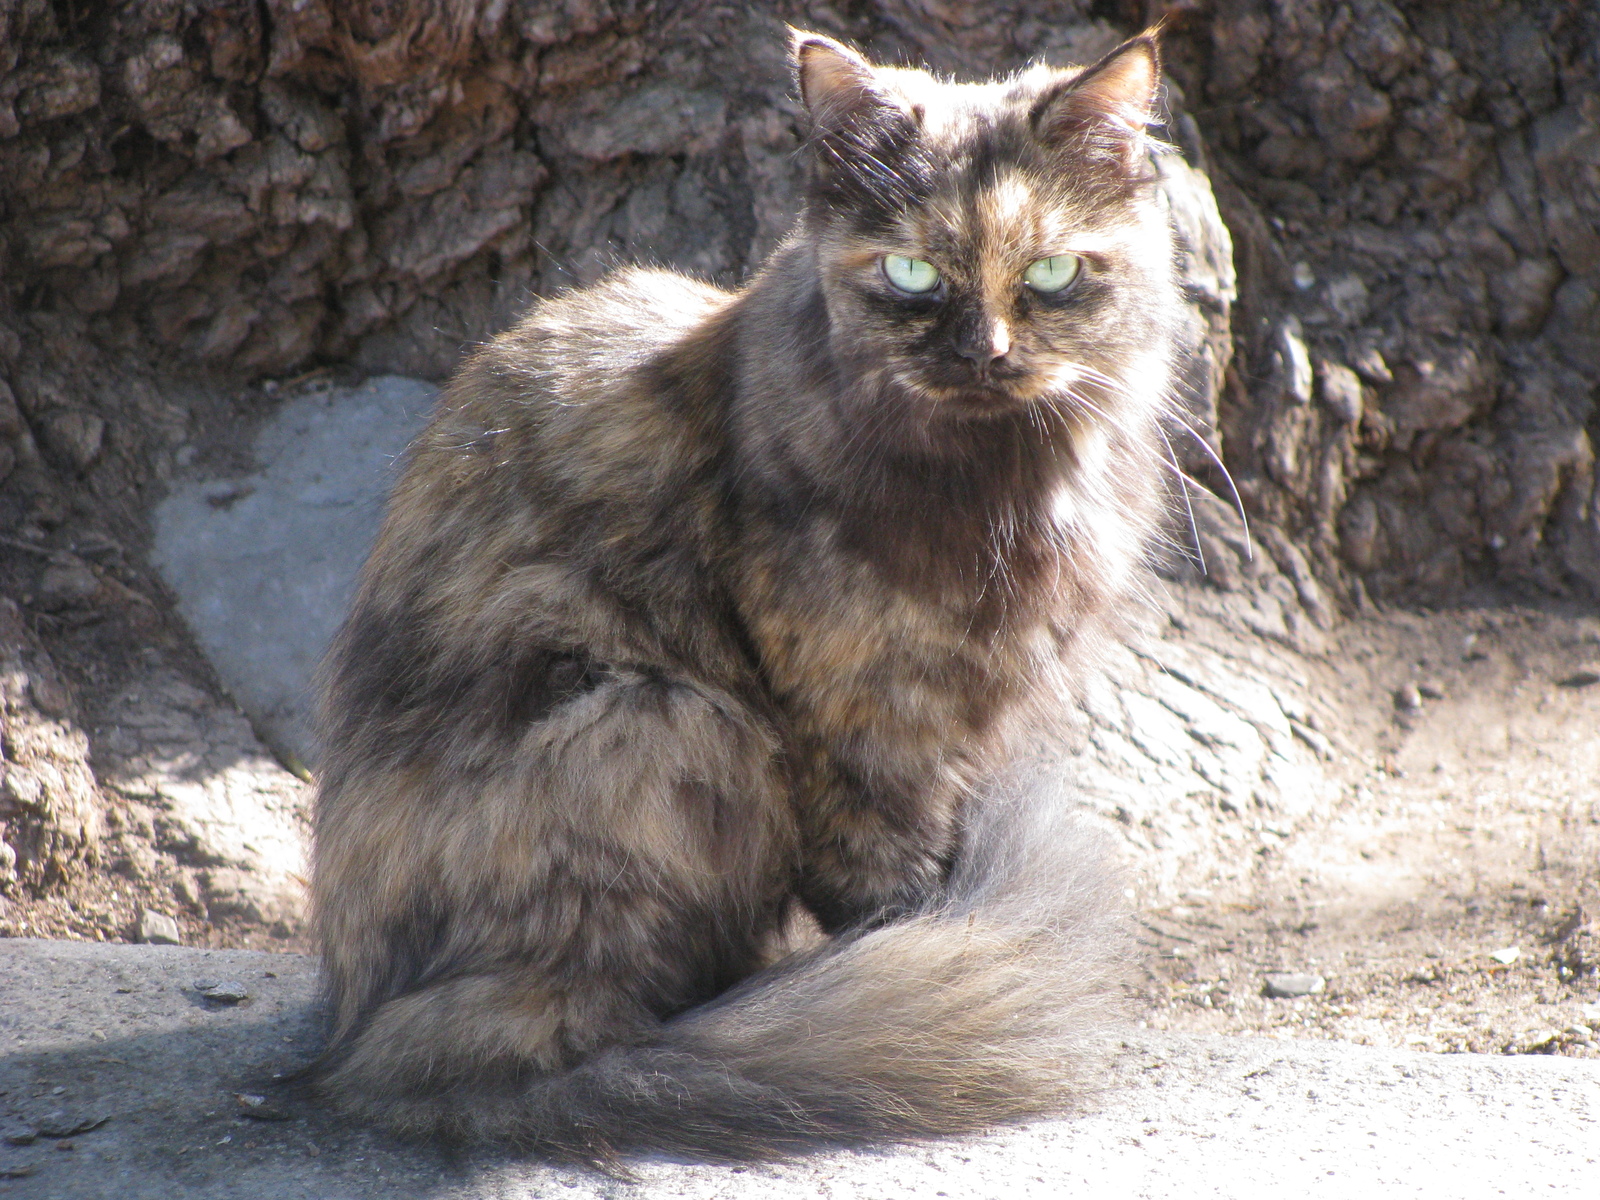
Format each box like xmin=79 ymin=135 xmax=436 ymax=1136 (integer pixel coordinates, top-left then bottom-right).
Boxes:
xmin=1163 ymin=0 xmax=1600 ymax=602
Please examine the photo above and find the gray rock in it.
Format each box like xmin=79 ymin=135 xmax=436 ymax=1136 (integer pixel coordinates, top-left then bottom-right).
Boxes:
xmin=1 ymin=939 xmax=1596 ymax=1198
xmin=1263 ymin=972 xmax=1327 ymax=998
xmin=193 ymin=979 xmax=249 ymax=1004
xmin=136 ymin=910 xmax=180 ymax=946
xmin=30 ymin=1113 xmax=107 ymax=1138
xmin=1318 ymin=360 xmax=1365 ymax=424
xmin=34 ymin=556 xmax=99 ymax=610
xmin=152 ymin=377 xmax=436 ymax=765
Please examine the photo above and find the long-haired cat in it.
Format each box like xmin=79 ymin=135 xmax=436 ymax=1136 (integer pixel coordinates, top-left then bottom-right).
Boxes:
xmin=310 ymin=27 xmax=1182 ymax=1161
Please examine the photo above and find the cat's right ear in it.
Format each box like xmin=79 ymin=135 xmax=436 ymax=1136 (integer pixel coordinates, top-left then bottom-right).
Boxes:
xmin=1030 ymin=33 xmax=1161 ymax=177
xmin=791 ymin=30 xmax=908 ymax=137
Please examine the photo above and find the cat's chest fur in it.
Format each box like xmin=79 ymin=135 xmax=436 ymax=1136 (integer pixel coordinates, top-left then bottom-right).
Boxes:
xmin=732 ymin=493 xmax=1069 ymax=799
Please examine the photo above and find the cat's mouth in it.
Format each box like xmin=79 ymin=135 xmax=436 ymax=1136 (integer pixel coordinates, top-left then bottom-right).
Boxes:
xmin=909 ymin=365 xmax=1048 ymax=416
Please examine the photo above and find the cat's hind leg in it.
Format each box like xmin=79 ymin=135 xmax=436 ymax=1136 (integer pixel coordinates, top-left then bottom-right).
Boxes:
xmin=311 ymin=672 xmax=797 ymax=1134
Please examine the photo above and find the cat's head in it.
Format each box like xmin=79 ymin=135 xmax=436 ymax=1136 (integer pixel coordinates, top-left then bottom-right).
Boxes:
xmin=790 ymin=30 xmax=1179 ymax=431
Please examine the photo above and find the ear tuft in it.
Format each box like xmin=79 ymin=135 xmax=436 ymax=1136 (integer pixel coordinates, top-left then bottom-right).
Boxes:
xmin=791 ymin=29 xmax=899 ymax=136
xmin=1032 ymin=32 xmax=1161 ymax=163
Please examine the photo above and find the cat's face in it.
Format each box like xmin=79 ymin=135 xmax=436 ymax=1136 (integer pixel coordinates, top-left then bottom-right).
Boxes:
xmin=795 ymin=33 xmax=1177 ymax=433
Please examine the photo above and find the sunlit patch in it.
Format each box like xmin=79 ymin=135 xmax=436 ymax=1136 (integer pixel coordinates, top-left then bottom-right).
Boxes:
xmin=980 ymin=174 xmax=1034 ymax=228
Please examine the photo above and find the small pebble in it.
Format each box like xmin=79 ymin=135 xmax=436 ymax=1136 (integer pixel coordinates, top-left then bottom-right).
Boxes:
xmin=1393 ymin=684 xmax=1422 ymax=712
xmin=195 ymin=980 xmax=250 ymax=1004
xmin=137 ymin=909 xmax=181 ymax=946
xmin=1263 ymin=972 xmax=1326 ymax=998
xmin=32 ymin=1113 xmax=107 ymax=1138
xmin=235 ymin=1092 xmax=291 ymax=1121
xmin=2 ymin=1121 xmax=36 ymax=1146
xmin=1557 ymin=667 xmax=1600 ymax=689
xmin=1488 ymin=946 xmax=1519 ymax=965
xmin=1417 ymin=680 xmax=1446 ymax=700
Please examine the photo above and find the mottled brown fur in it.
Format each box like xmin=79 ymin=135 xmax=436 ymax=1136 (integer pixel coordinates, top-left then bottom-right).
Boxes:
xmin=311 ymin=28 xmax=1182 ymax=1161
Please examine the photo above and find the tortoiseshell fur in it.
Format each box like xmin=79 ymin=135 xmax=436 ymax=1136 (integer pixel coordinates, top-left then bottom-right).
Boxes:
xmin=311 ymin=28 xmax=1183 ymax=1161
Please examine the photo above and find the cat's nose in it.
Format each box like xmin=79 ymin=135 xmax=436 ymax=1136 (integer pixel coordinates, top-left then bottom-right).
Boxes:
xmin=955 ymin=319 xmax=1011 ymax=367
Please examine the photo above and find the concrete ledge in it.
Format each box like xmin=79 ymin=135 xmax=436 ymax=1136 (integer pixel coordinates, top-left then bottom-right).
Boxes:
xmin=1 ymin=940 xmax=1594 ymax=1197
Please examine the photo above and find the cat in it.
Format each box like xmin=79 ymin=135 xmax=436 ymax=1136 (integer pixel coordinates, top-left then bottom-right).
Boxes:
xmin=309 ymin=26 xmax=1183 ymax=1162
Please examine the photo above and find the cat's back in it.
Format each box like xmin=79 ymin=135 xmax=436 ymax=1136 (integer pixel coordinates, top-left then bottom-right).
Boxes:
xmin=366 ymin=268 xmax=738 ymax=570
xmin=428 ymin=266 xmax=735 ymax=467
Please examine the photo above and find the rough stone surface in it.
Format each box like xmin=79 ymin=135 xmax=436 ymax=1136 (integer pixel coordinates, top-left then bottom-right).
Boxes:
xmin=0 ymin=598 xmax=101 ymax=890
xmin=93 ymin=667 xmax=310 ymax=932
xmin=152 ymin=376 xmax=435 ymax=765
xmin=0 ymin=939 xmax=1594 ymax=1198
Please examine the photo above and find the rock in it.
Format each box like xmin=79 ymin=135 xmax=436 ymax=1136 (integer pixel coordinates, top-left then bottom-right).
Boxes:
xmin=37 ymin=409 xmax=105 ymax=470
xmin=1273 ymin=317 xmax=1314 ymax=405
xmin=1 ymin=1120 xmax=36 ymax=1146
xmin=193 ymin=979 xmax=249 ymax=1004
xmin=1350 ymin=345 xmax=1394 ymax=385
xmin=1557 ymin=667 xmax=1600 ymax=688
xmin=1318 ymin=361 xmax=1365 ymax=424
xmin=1492 ymin=256 xmax=1564 ymax=334
xmin=1386 ymin=345 xmax=1499 ymax=441
xmin=152 ymin=376 xmax=436 ymax=764
xmin=234 ymin=1092 xmax=292 ymax=1121
xmin=136 ymin=910 xmax=180 ymax=946
xmin=110 ymin=842 xmax=159 ymax=881
xmin=34 ymin=557 xmax=100 ymax=611
xmin=1263 ymin=972 xmax=1326 ymax=998
xmin=1417 ymin=680 xmax=1446 ymax=700
xmin=31 ymin=1113 xmax=107 ymax=1138
xmin=15 ymin=51 xmax=102 ymax=124
xmin=97 ymin=669 xmax=310 ymax=929
xmin=1394 ymin=684 xmax=1423 ymax=712
xmin=1511 ymin=1028 xmax=1559 ymax=1054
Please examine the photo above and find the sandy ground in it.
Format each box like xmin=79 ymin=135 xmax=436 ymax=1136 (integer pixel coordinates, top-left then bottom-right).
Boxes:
xmin=1138 ymin=602 xmax=1600 ymax=1061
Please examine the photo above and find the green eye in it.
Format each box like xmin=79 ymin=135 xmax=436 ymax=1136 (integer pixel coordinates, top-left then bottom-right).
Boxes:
xmin=883 ymin=254 xmax=941 ymax=294
xmin=1023 ymin=255 xmax=1081 ymax=293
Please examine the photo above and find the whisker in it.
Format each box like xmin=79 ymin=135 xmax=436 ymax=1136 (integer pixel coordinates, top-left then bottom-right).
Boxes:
xmin=1155 ymin=424 xmax=1205 ymax=576
xmin=1161 ymin=408 xmax=1251 ymax=560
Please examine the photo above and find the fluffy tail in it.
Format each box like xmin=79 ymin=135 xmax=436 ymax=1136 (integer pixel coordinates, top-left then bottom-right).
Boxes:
xmin=338 ymin=773 xmax=1126 ymax=1163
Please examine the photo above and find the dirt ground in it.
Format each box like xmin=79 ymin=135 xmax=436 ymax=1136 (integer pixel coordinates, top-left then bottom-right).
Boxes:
xmin=1138 ymin=601 xmax=1600 ymax=1061
xmin=3 ymin=579 xmax=1598 ymax=1063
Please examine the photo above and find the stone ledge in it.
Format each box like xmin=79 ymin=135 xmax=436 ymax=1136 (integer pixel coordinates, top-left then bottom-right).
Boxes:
xmin=0 ymin=939 xmax=1594 ymax=1198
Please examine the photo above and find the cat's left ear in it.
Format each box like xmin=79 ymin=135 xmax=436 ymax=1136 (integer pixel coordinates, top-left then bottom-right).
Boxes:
xmin=1031 ymin=33 xmax=1161 ymax=174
